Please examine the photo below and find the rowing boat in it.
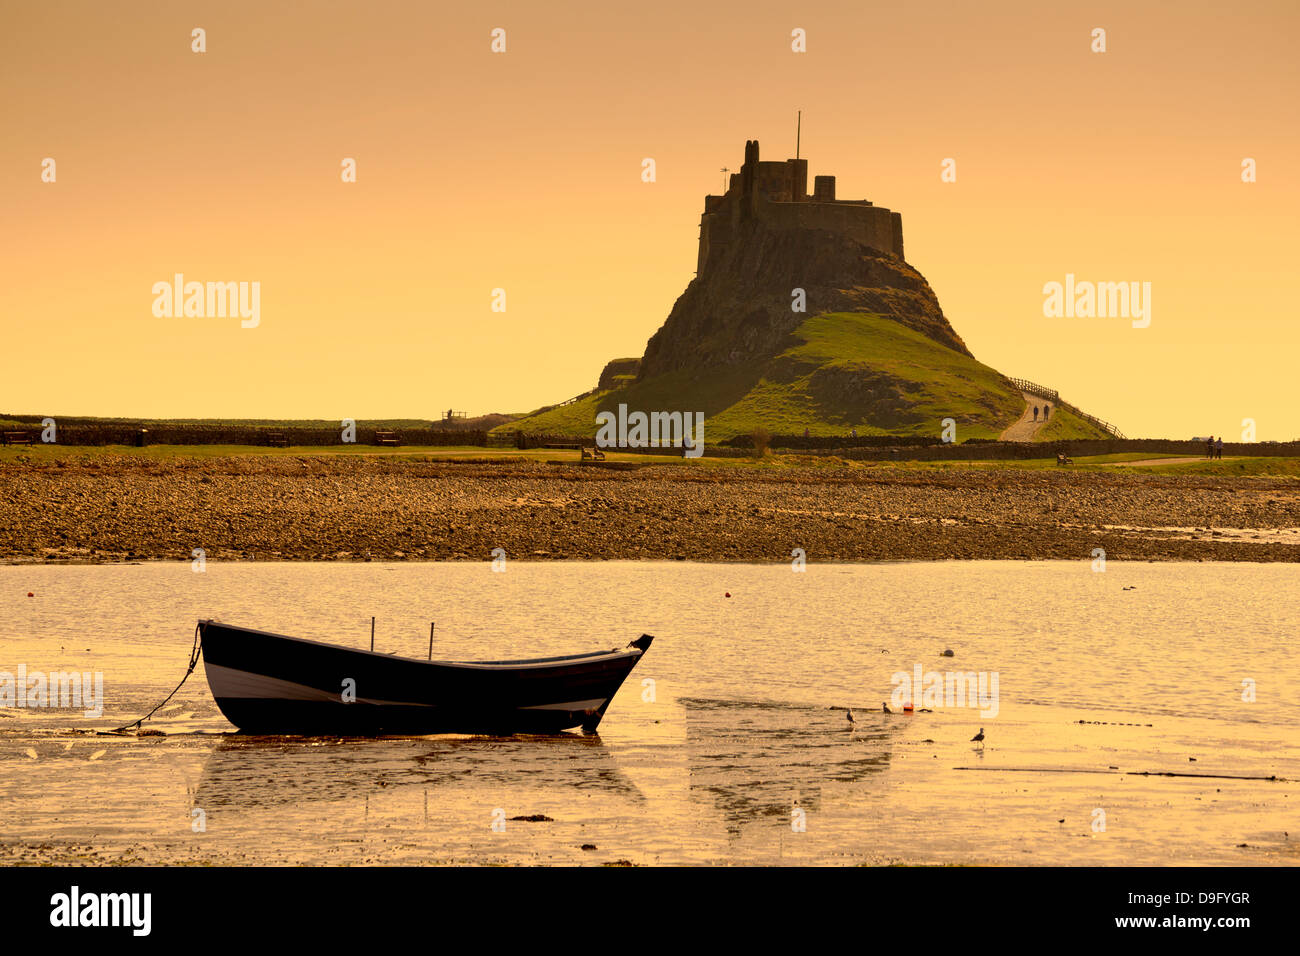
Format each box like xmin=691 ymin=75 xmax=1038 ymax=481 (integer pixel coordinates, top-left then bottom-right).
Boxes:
xmin=197 ymin=619 xmax=653 ymax=735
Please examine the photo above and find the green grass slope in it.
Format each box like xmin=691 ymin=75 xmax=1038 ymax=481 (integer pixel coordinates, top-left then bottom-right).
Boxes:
xmin=1036 ymin=406 xmax=1112 ymax=441
xmin=505 ymin=312 xmax=1054 ymax=441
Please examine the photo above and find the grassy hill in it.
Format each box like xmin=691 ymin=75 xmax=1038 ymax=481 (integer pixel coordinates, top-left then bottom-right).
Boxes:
xmin=1036 ymin=406 xmax=1114 ymax=442
xmin=503 ymin=312 xmax=1107 ymax=442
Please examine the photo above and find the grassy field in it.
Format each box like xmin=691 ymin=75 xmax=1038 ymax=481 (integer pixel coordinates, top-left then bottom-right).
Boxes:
xmin=0 ymin=417 xmax=460 ymax=430
xmin=3 ymin=443 xmax=1297 ymax=477
xmin=893 ymin=454 xmax=1300 ymax=477
xmin=0 ymin=444 xmax=611 ymax=464
xmin=503 ymin=312 xmax=1111 ymax=442
xmin=1101 ymin=456 xmax=1300 ymax=477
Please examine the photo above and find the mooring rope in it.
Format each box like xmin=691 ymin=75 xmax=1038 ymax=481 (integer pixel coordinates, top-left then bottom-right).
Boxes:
xmin=108 ymin=622 xmax=203 ymax=734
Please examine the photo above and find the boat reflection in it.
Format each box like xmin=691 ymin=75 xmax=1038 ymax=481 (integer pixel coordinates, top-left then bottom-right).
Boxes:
xmin=192 ymin=732 xmax=646 ymax=813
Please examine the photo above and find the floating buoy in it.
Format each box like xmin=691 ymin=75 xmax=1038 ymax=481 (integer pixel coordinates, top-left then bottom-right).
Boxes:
xmin=27 ymin=592 xmax=34 ymax=597
xmin=903 ymin=701 xmax=914 ymax=713
xmin=725 ymin=592 xmax=731 ymax=598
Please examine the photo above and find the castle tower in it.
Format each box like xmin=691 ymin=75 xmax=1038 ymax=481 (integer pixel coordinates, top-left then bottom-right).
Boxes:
xmin=788 ymin=158 xmax=808 ymax=201
xmin=741 ymin=140 xmax=759 ymax=219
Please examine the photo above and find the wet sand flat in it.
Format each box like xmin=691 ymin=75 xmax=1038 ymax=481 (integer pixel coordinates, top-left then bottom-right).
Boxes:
xmin=0 ymin=454 xmax=1297 ymax=563
xmin=1 ymin=561 xmax=1296 ymax=866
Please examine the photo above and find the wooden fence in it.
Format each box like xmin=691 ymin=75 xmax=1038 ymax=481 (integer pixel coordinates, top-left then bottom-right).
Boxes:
xmin=1006 ymin=376 xmax=1126 ymax=439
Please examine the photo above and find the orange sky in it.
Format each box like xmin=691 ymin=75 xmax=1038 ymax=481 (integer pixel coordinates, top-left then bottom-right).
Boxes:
xmin=3 ymin=1 xmax=1297 ymax=439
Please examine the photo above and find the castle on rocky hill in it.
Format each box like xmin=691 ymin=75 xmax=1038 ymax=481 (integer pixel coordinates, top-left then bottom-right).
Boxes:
xmin=697 ymin=140 xmax=905 ymax=274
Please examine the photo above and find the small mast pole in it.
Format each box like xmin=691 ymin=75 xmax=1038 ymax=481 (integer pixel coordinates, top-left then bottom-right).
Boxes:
xmin=796 ymin=110 xmax=801 ymax=160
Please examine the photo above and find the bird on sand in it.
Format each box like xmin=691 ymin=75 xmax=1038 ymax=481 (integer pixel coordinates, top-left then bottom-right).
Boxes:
xmin=971 ymin=727 xmax=985 ymax=746
xmin=846 ymin=708 xmax=856 ymax=727
xmin=882 ymin=702 xmax=893 ymax=714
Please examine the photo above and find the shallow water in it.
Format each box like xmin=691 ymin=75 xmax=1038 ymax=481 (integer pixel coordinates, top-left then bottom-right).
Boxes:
xmin=1 ymin=560 xmax=1297 ymax=865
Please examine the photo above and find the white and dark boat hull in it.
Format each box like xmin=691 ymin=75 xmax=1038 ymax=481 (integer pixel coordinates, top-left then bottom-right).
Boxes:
xmin=198 ymin=620 xmax=653 ymax=735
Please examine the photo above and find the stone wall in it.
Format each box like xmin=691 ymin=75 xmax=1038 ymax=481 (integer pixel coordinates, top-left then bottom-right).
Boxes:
xmin=759 ymin=200 xmax=899 ymax=257
xmin=597 ymin=357 xmax=642 ymax=390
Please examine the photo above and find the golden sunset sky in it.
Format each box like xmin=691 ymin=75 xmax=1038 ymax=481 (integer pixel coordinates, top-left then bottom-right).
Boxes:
xmin=3 ymin=1 xmax=1297 ymax=438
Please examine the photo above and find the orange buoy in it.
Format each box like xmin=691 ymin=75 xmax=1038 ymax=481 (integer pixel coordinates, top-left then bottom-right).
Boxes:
xmin=26 ymin=592 xmax=34 ymax=597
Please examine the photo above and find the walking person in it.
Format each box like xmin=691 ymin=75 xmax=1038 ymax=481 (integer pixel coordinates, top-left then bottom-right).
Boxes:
xmin=1207 ymin=436 xmax=1214 ymax=459
xmin=1215 ymin=436 xmax=1224 ymax=459
xmin=1033 ymin=405 xmax=1039 ymax=422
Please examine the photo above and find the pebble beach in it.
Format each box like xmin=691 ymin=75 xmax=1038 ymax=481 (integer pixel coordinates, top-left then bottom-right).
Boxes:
xmin=1 ymin=453 xmax=1296 ymax=564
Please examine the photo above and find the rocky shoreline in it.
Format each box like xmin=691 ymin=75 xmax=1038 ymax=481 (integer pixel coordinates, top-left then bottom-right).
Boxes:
xmin=1 ymin=454 xmax=1298 ymax=564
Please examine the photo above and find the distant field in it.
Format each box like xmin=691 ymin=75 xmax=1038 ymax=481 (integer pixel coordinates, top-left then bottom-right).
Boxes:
xmin=898 ymin=454 xmax=1300 ymax=477
xmin=3 ymin=444 xmax=1297 ymax=477
xmin=0 ymin=444 xmax=597 ymax=464
xmin=1100 ymin=455 xmax=1300 ymax=477
xmin=0 ymin=416 xmax=452 ymax=429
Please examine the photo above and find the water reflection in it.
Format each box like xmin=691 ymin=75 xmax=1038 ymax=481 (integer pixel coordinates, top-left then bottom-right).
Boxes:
xmin=194 ymin=732 xmax=645 ymax=813
xmin=680 ymin=698 xmax=897 ymax=836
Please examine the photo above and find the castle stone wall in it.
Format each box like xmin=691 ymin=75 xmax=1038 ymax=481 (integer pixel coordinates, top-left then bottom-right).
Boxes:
xmin=789 ymin=159 xmax=808 ymax=202
xmin=760 ymin=201 xmax=898 ymax=255
xmin=889 ymin=212 xmax=904 ymax=259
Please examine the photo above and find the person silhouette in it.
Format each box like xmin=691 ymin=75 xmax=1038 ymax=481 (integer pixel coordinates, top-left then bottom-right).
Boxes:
xmin=1033 ymin=406 xmax=1039 ymax=422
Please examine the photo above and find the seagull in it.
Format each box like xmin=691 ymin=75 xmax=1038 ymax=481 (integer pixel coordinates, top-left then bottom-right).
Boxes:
xmin=846 ymin=708 xmax=856 ymax=727
xmin=882 ymin=702 xmax=892 ymax=714
xmin=971 ymin=727 xmax=985 ymax=746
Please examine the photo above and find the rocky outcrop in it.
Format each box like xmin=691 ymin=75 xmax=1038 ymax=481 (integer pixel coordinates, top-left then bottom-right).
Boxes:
xmin=597 ymin=357 xmax=641 ymax=390
xmin=639 ymin=220 xmax=970 ymax=378
xmin=804 ymin=365 xmax=921 ymax=427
